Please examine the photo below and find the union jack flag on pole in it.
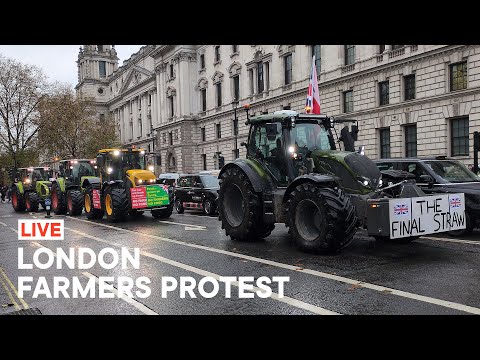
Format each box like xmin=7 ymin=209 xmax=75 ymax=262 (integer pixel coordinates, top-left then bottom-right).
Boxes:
xmin=305 ymin=55 xmax=321 ymax=114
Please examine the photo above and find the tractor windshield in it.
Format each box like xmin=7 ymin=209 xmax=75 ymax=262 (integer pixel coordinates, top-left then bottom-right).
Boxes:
xmin=289 ymin=122 xmax=332 ymax=153
xmin=110 ymin=152 xmax=146 ymax=175
xmin=30 ymin=168 xmax=50 ymax=182
xmin=73 ymin=161 xmax=96 ymax=179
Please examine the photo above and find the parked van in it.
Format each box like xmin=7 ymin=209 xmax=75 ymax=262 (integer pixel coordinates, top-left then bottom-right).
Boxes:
xmin=158 ymin=173 xmax=181 ymax=187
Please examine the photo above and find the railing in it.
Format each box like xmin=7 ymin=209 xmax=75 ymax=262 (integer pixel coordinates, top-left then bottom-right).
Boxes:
xmin=376 ymin=54 xmax=384 ymax=63
xmin=389 ymin=47 xmax=405 ymax=59
xmin=341 ymin=63 xmax=355 ymax=73
xmin=409 ymin=45 xmax=418 ymax=52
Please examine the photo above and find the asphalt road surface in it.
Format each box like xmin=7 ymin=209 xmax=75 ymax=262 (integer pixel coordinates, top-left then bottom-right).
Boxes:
xmin=0 ymin=201 xmax=479 ymax=315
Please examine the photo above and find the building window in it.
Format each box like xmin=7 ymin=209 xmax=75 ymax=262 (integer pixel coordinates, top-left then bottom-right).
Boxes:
xmin=265 ymin=62 xmax=270 ymax=90
xmin=232 ymin=45 xmax=238 ymax=53
xmin=249 ymin=69 xmax=254 ymax=94
xmin=344 ymin=45 xmax=355 ymax=65
xmin=169 ymin=132 xmax=173 ymax=145
xmin=233 ymin=75 xmax=240 ymax=101
xmin=379 ymin=45 xmax=385 ymax=53
xmin=201 ymin=88 xmax=207 ymax=112
xmin=451 ymin=117 xmax=469 ymax=156
xmin=169 ymin=64 xmax=174 ymax=78
xmin=138 ymin=119 xmax=143 ymax=136
xmin=380 ymin=128 xmax=391 ymax=158
xmin=174 ymin=129 xmax=178 ymax=140
xmin=216 ymin=123 xmax=221 ymax=139
xmin=404 ymin=74 xmax=415 ymax=101
xmin=162 ymin=133 xmax=166 ymax=144
xmin=99 ymin=61 xmax=106 ymax=78
xmin=97 ymin=45 xmax=104 ymax=52
xmin=216 ymin=83 xmax=222 ymax=107
xmin=284 ymin=54 xmax=292 ymax=85
xmin=257 ymin=62 xmax=264 ymax=93
xmin=233 ymin=118 xmax=238 ymax=136
xmin=149 ymin=94 xmax=152 ymax=105
xmin=99 ymin=113 xmax=105 ymax=122
xmin=450 ymin=61 xmax=467 ymax=91
xmin=312 ymin=45 xmax=321 ymax=73
xmin=201 ymin=127 xmax=206 ymax=142
xmin=168 ymin=96 xmax=174 ymax=118
xmin=214 ymin=46 xmax=220 ymax=62
xmin=343 ymin=90 xmax=353 ymax=113
xmin=405 ymin=125 xmax=417 ymax=157
xmin=379 ymin=80 xmax=389 ymax=106
xmin=200 ymin=54 xmax=205 ymax=69
xmin=202 ymin=154 xmax=207 ymax=170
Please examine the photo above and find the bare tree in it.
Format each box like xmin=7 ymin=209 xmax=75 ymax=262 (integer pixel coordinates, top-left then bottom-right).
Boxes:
xmin=37 ymin=85 xmax=119 ymax=160
xmin=0 ymin=54 xmax=49 ymax=168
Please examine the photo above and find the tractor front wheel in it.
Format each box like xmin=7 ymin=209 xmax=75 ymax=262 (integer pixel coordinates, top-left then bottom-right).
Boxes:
xmin=51 ymin=183 xmax=67 ymax=215
xmin=152 ymin=205 xmax=173 ymax=219
xmin=104 ymin=187 xmax=128 ymax=222
xmin=286 ymin=183 xmax=357 ymax=253
xmin=11 ymin=186 xmax=26 ymax=212
xmin=26 ymin=192 xmax=40 ymax=213
xmin=218 ymin=167 xmax=274 ymax=241
xmin=67 ymin=190 xmax=84 ymax=216
xmin=84 ymin=187 xmax=104 ymax=220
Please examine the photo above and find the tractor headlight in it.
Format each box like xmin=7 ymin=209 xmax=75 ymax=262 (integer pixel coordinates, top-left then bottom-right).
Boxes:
xmin=378 ymin=178 xmax=383 ymax=187
xmin=113 ymin=150 xmax=120 ymax=156
xmin=107 ymin=167 xmax=113 ymax=174
xmin=137 ymin=179 xmax=143 ymax=184
xmin=149 ymin=179 xmax=155 ymax=183
xmin=148 ymin=165 xmax=154 ymax=172
xmin=288 ymin=146 xmax=295 ymax=153
xmin=140 ymin=150 xmax=146 ymax=155
xmin=24 ymin=178 xmax=31 ymax=184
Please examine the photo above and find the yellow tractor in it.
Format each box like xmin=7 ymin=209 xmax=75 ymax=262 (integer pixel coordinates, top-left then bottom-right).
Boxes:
xmin=82 ymin=147 xmax=173 ymax=222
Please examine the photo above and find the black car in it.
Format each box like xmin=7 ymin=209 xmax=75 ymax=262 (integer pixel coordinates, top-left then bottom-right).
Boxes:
xmin=375 ymin=157 xmax=480 ymax=235
xmin=174 ymin=174 xmax=220 ymax=215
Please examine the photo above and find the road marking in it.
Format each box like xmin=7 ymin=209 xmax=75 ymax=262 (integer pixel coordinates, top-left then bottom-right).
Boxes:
xmin=158 ymin=220 xmax=206 ymax=230
xmin=0 ymin=267 xmax=29 ymax=310
xmin=67 ymin=216 xmax=480 ymax=315
xmin=64 ymin=227 xmax=337 ymax=315
xmin=82 ymin=272 xmax=158 ymax=316
xmin=31 ymin=242 xmax=158 ymax=316
xmin=0 ymin=276 xmax=21 ymax=311
xmin=9 ymin=227 xmax=18 ymax=233
xmin=421 ymin=236 xmax=480 ymax=246
xmin=0 ymin=215 xmax=12 ymax=218
xmin=184 ymin=226 xmax=207 ymax=231
xmin=0 ymin=221 xmax=7 ymax=226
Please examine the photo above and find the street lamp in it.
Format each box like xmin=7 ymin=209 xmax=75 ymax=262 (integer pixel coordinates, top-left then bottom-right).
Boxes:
xmin=232 ymin=98 xmax=239 ymax=159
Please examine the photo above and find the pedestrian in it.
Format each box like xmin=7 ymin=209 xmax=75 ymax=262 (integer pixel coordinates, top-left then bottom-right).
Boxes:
xmin=6 ymin=187 xmax=12 ymax=202
xmin=0 ymin=185 xmax=6 ymax=203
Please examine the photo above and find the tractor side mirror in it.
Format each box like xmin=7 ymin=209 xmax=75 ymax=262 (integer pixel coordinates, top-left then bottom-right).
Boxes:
xmin=96 ymin=155 xmax=104 ymax=168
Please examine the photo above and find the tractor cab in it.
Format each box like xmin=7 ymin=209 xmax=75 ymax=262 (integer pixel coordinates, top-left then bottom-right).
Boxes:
xmin=95 ymin=147 xmax=156 ymax=185
xmin=245 ymin=111 xmax=382 ymax=193
xmin=58 ymin=159 xmax=97 ymax=184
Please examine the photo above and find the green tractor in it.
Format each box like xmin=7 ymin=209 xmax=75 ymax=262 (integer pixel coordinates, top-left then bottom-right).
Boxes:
xmin=11 ymin=167 xmax=53 ymax=212
xmin=218 ymin=110 xmax=428 ymax=253
xmin=50 ymin=159 xmax=97 ymax=216
xmin=83 ymin=147 xmax=174 ymax=222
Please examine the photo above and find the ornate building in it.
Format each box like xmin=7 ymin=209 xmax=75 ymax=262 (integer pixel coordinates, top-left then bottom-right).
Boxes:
xmin=76 ymin=45 xmax=480 ymax=174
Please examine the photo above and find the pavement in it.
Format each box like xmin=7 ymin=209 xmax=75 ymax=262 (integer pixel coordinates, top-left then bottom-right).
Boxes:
xmin=0 ymin=201 xmax=479 ymax=315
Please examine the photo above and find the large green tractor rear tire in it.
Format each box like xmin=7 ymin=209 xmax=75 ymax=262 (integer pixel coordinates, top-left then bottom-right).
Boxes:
xmin=51 ymin=182 xmax=67 ymax=215
xmin=84 ymin=186 xmax=104 ymax=220
xmin=152 ymin=205 xmax=173 ymax=219
xmin=286 ymin=183 xmax=357 ymax=253
xmin=25 ymin=192 xmax=40 ymax=213
xmin=218 ymin=167 xmax=275 ymax=241
xmin=67 ymin=190 xmax=84 ymax=216
xmin=11 ymin=185 xmax=26 ymax=212
xmin=104 ymin=187 xmax=128 ymax=222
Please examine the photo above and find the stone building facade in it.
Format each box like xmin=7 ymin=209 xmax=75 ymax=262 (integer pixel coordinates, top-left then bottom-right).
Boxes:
xmin=75 ymin=45 xmax=480 ymax=174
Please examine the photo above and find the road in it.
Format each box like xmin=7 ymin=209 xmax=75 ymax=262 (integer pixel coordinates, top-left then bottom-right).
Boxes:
xmin=0 ymin=201 xmax=479 ymax=315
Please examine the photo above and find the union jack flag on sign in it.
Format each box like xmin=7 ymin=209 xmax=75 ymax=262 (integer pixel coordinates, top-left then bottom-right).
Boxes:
xmin=450 ymin=197 xmax=461 ymax=208
xmin=394 ymin=204 xmax=409 ymax=215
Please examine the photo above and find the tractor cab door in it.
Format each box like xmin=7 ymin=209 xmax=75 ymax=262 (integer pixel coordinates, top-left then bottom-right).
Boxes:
xmin=248 ymin=123 xmax=288 ymax=186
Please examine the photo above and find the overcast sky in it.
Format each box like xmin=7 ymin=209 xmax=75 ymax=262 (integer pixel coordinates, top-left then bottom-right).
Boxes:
xmin=0 ymin=45 xmax=144 ymax=87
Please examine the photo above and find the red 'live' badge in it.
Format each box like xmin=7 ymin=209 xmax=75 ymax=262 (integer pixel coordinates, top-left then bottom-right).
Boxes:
xmin=93 ymin=189 xmax=101 ymax=209
xmin=130 ymin=187 xmax=147 ymax=209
